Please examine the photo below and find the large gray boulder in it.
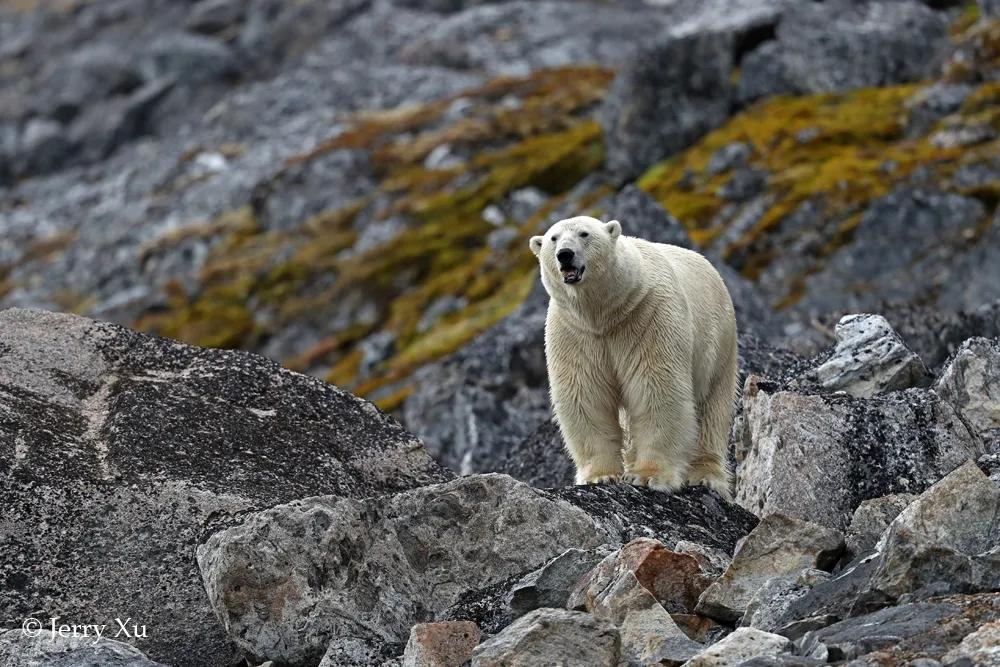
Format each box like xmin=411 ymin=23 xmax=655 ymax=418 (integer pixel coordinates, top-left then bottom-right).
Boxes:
xmin=736 ymin=376 xmax=983 ymax=530
xmin=935 ymin=337 xmax=1000 ymax=450
xmin=0 ymin=308 xmax=448 ymax=667
xmin=738 ymin=1 xmax=948 ymax=102
xmin=198 ymin=475 xmax=758 ymax=665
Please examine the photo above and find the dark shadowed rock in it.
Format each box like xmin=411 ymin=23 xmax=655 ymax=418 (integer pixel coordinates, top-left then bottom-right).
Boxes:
xmin=509 ymin=547 xmax=614 ymax=619
xmin=798 ymin=594 xmax=1000 ymax=664
xmin=889 ymin=299 xmax=1000 ymax=371
xmin=0 ymin=308 xmax=447 ymax=667
xmin=601 ymin=2 xmax=787 ymax=180
xmin=0 ymin=630 xmax=166 ymax=667
xmin=495 ymin=419 xmax=575 ymax=488
xmin=739 ymin=1 xmax=948 ymax=102
xmin=549 ymin=484 xmax=759 ymax=555
xmin=736 ymin=377 xmax=983 ymax=530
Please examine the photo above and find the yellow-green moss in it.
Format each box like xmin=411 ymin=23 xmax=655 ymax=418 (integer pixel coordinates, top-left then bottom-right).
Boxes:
xmin=637 ymin=82 xmax=987 ymax=304
xmin=135 ymin=66 xmax=613 ymax=398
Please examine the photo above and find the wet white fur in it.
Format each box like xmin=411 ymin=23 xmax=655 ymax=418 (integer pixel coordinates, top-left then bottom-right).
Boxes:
xmin=529 ymin=216 xmax=738 ymax=498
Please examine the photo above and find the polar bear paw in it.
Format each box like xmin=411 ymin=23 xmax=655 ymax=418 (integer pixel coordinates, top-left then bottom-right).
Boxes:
xmin=623 ymin=468 xmax=682 ymax=493
xmin=585 ymin=474 xmax=621 ymax=485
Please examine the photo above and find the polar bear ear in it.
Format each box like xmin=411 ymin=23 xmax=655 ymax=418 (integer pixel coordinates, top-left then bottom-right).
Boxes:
xmin=529 ymin=235 xmax=544 ymax=256
xmin=606 ymin=220 xmax=622 ymax=240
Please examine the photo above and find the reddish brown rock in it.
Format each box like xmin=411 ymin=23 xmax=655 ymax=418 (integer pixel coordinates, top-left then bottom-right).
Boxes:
xmin=402 ymin=621 xmax=481 ymax=667
xmin=571 ymin=538 xmax=716 ymax=614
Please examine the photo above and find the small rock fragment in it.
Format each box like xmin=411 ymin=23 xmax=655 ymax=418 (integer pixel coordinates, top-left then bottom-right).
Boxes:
xmin=402 ymin=622 xmax=481 ymax=667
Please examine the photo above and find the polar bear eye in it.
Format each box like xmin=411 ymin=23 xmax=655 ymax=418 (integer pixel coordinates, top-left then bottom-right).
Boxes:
xmin=550 ymin=235 xmax=557 ymax=241
xmin=579 ymin=232 xmax=589 ymax=238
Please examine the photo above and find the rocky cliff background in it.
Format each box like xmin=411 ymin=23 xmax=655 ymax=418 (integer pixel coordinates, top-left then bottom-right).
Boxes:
xmin=2 ymin=1 xmax=1000 ymax=666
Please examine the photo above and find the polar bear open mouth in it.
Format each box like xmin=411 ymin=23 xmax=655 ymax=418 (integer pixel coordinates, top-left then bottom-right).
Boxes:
xmin=561 ymin=266 xmax=585 ymax=284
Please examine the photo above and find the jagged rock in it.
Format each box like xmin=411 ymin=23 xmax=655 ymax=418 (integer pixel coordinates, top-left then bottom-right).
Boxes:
xmin=845 ymin=493 xmax=917 ymax=558
xmin=935 ymin=338 xmax=1000 ymax=449
xmin=942 ymin=619 xmax=1000 ymax=666
xmin=798 ymin=594 xmax=1000 ymax=664
xmin=606 ymin=184 xmax=693 ymax=250
xmin=569 ymin=538 xmax=715 ymax=615
xmin=739 ymin=1 xmax=947 ymax=102
xmin=706 ymin=142 xmax=752 ymax=176
xmin=696 ymin=514 xmax=844 ymax=623
xmin=905 ymin=83 xmax=972 ymax=137
xmin=67 ymin=79 xmax=173 ymax=164
xmin=0 ymin=308 xmax=447 ymax=666
xmin=741 ymin=569 xmax=830 ymax=632
xmin=198 ymin=474 xmax=601 ymax=665
xmin=0 ymin=630 xmax=166 ymax=667
xmin=868 ymin=461 xmax=1000 ymax=601
xmin=470 ymin=608 xmax=620 ymax=667
xmin=402 ymin=621 xmax=481 ymax=667
xmin=572 ymin=566 xmax=701 ymax=665
xmin=736 ymin=377 xmax=982 ymax=530
xmin=509 ymin=547 xmax=613 ymax=619
xmin=683 ymin=627 xmax=793 ymax=667
xmin=601 ymin=30 xmax=731 ymax=181
xmin=198 ymin=475 xmax=757 ymax=665
xmin=793 ymin=314 xmax=929 ymax=398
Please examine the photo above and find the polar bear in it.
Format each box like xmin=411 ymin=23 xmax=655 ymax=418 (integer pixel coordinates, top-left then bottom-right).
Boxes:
xmin=529 ymin=215 xmax=738 ymax=499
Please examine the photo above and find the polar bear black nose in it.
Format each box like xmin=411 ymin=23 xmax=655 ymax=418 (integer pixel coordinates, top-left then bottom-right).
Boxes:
xmin=557 ymin=249 xmax=575 ymax=265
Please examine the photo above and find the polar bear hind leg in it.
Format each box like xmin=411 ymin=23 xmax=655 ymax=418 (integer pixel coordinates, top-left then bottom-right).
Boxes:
xmin=686 ymin=350 xmax=737 ymax=500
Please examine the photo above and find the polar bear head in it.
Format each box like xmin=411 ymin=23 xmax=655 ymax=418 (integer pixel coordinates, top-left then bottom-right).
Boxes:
xmin=529 ymin=216 xmax=622 ymax=289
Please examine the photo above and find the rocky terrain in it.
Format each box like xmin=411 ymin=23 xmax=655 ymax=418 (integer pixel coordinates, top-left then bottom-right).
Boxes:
xmin=3 ymin=0 xmax=1000 ymax=666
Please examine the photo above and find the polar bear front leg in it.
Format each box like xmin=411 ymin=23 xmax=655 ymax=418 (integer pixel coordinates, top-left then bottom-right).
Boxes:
xmin=550 ymin=366 xmax=624 ymax=485
xmin=621 ymin=378 xmax=699 ymax=493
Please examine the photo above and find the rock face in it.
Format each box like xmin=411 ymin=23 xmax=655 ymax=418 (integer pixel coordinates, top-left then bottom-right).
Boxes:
xmin=736 ymin=376 xmax=982 ymax=530
xmin=469 ymin=608 xmax=620 ymax=667
xmin=198 ymin=475 xmax=758 ymax=665
xmin=0 ymin=308 xmax=448 ymax=667
xmin=696 ymin=514 xmax=844 ymax=623
xmin=792 ymin=314 xmax=929 ymax=398
xmin=935 ymin=337 xmax=1000 ymax=450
